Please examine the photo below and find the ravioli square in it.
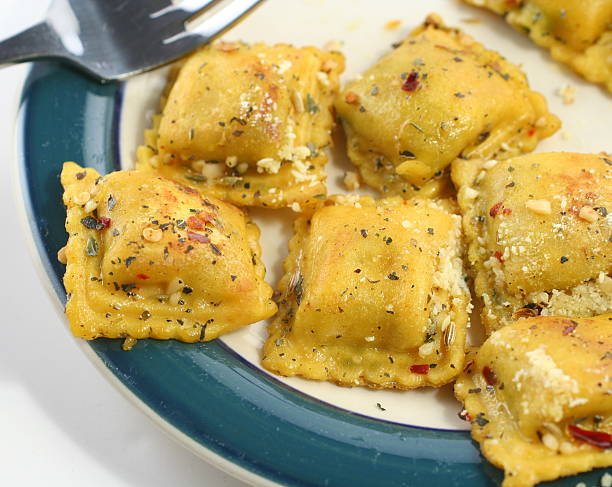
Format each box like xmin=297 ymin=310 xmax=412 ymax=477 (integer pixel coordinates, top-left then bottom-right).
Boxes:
xmin=60 ymin=162 xmax=276 ymax=342
xmin=262 ymin=196 xmax=471 ymax=389
xmin=137 ymin=41 xmax=344 ymax=209
xmin=335 ymin=14 xmax=559 ymax=199
xmin=453 ymin=152 xmax=612 ymax=334
xmin=455 ymin=314 xmax=612 ymax=487
xmin=463 ymin=0 xmax=612 ymax=92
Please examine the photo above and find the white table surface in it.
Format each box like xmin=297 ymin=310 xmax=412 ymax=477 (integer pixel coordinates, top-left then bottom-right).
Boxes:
xmin=0 ymin=2 xmax=248 ymax=486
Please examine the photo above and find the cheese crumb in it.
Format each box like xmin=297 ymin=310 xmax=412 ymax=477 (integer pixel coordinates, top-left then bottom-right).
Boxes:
xmin=57 ymin=246 xmax=67 ymax=264
xmin=256 ymin=158 xmax=281 ymax=174
xmin=462 ymin=187 xmax=479 ymax=200
xmin=541 ymin=433 xmax=558 ymax=451
xmin=291 ymin=89 xmax=304 ymax=113
xmin=324 ymin=40 xmax=343 ymax=52
xmin=578 ymin=205 xmax=598 ymax=223
xmin=143 ymin=227 xmax=163 ymax=242
xmin=601 ymin=472 xmax=612 ymax=487
xmin=84 ymin=199 xmax=98 ymax=213
xmin=384 ymin=20 xmax=401 ymax=30
xmin=225 ymin=156 xmax=238 ymax=168
xmin=557 ymin=84 xmax=575 ymax=104
xmin=525 ymin=199 xmax=551 ymax=215
xmin=73 ymin=191 xmax=91 ymax=205
xmin=482 ymin=159 xmax=498 ymax=170
xmin=343 ymin=171 xmax=360 ymax=191
xmin=276 ymin=60 xmax=292 ymax=74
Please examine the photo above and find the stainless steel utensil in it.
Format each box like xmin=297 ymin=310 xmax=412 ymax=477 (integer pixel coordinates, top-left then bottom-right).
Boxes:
xmin=0 ymin=0 xmax=263 ymax=81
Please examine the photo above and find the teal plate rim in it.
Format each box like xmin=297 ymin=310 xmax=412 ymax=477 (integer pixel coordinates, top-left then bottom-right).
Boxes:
xmin=16 ymin=61 xmax=605 ymax=487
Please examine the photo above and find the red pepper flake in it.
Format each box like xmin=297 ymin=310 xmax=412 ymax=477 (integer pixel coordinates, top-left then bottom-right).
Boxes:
xmin=502 ymin=208 xmax=512 ymax=216
xmin=136 ymin=273 xmax=150 ymax=280
xmin=187 ymin=215 xmax=206 ymax=230
xmin=494 ymin=250 xmax=504 ymax=263
xmin=98 ymin=216 xmax=112 ymax=229
xmin=482 ymin=366 xmax=497 ymax=386
xmin=401 ymin=71 xmax=420 ymax=92
xmin=176 ymin=183 xmax=197 ymax=194
xmin=410 ymin=364 xmax=430 ymax=374
xmin=527 ymin=128 xmax=536 ymax=137
xmin=568 ymin=424 xmax=612 ymax=449
xmin=458 ymin=409 xmax=472 ymax=422
xmin=585 ymin=192 xmax=598 ymax=200
xmin=187 ymin=231 xmax=210 ymax=243
xmin=562 ymin=320 xmax=579 ymax=335
xmin=345 ymin=91 xmax=359 ymax=104
xmin=489 ymin=202 xmax=503 ymax=217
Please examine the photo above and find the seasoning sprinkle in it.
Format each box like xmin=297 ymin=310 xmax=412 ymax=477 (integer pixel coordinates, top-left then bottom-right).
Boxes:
xmin=474 ymin=413 xmax=489 ymax=427
xmin=443 ymin=322 xmax=456 ymax=347
xmin=81 ymin=216 xmax=99 ymax=229
xmin=85 ymin=237 xmax=98 ymax=256
xmin=306 ymin=93 xmax=320 ymax=114
xmin=107 ymin=194 xmax=117 ymax=211
xmin=186 ymin=174 xmax=207 ymax=182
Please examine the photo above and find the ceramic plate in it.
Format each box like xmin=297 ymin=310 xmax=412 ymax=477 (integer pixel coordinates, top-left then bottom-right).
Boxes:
xmin=17 ymin=0 xmax=612 ymax=485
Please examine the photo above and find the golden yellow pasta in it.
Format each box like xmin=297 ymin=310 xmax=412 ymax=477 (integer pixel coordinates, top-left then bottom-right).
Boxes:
xmin=455 ymin=314 xmax=612 ymax=487
xmin=463 ymin=0 xmax=612 ymax=92
xmin=60 ymin=162 xmax=276 ymax=342
xmin=335 ymin=14 xmax=559 ymax=199
xmin=453 ymin=152 xmax=612 ymax=334
xmin=262 ymin=196 xmax=471 ymax=389
xmin=137 ymin=41 xmax=344 ymax=209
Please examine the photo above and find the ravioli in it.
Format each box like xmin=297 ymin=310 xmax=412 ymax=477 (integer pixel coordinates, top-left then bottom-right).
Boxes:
xmin=455 ymin=314 xmax=612 ymax=487
xmin=334 ymin=14 xmax=559 ymax=199
xmin=60 ymin=162 xmax=276 ymax=342
xmin=137 ymin=41 xmax=344 ymax=209
xmin=262 ymin=196 xmax=471 ymax=389
xmin=463 ymin=0 xmax=612 ymax=92
xmin=453 ymin=152 xmax=612 ymax=334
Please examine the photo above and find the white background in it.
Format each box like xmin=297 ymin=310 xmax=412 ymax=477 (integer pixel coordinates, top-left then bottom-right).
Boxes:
xmin=3 ymin=0 xmax=610 ymax=485
xmin=0 ymin=1 xmax=246 ymax=485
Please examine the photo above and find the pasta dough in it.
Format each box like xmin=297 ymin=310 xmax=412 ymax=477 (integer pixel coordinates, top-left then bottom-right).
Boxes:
xmin=60 ymin=162 xmax=276 ymax=342
xmin=335 ymin=14 xmax=559 ymax=199
xmin=463 ymin=0 xmax=612 ymax=92
xmin=455 ymin=314 xmax=612 ymax=487
xmin=137 ymin=41 xmax=344 ymax=209
xmin=262 ymin=196 xmax=471 ymax=389
xmin=453 ymin=152 xmax=612 ymax=334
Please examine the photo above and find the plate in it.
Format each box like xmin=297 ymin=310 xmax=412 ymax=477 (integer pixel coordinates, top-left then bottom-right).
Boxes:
xmin=16 ymin=0 xmax=612 ymax=485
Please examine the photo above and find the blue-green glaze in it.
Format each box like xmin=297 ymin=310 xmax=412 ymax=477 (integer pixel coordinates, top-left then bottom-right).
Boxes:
xmin=18 ymin=62 xmax=607 ymax=487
